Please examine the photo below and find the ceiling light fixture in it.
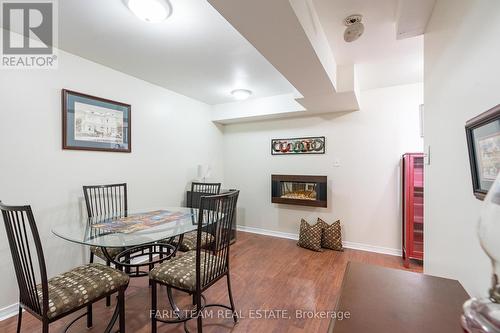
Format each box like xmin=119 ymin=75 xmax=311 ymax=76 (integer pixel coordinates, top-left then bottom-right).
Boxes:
xmin=125 ymin=0 xmax=172 ymax=23
xmin=343 ymin=14 xmax=364 ymax=43
xmin=231 ymin=89 xmax=252 ymax=101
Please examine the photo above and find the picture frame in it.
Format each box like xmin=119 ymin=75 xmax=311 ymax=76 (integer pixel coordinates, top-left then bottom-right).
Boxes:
xmin=465 ymin=104 xmax=500 ymax=200
xmin=271 ymin=136 xmax=325 ymax=155
xmin=62 ymin=89 xmax=131 ymax=153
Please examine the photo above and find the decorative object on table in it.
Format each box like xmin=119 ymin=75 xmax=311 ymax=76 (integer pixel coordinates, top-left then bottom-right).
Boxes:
xmin=62 ymin=89 xmax=131 ymax=152
xmin=196 ymin=164 xmax=212 ymax=182
xmin=150 ymin=191 xmax=240 ymax=333
xmin=271 ymin=136 xmax=325 ymax=155
xmin=401 ymin=153 xmax=424 ymax=268
xmin=92 ymin=210 xmax=194 ymax=234
xmin=297 ymin=219 xmax=323 ymax=252
xmin=466 ymin=105 xmax=500 ymax=200
xmin=0 ymin=202 xmax=129 ymax=333
xmin=272 ymin=175 xmax=327 ymax=207
xmin=317 ymin=218 xmax=343 ymax=251
xmin=462 ymin=173 xmax=500 ymax=333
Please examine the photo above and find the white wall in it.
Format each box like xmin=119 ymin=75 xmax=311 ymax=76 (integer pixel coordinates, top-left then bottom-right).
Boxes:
xmin=423 ymin=0 xmax=499 ymax=296
xmin=223 ymin=83 xmax=423 ymax=253
xmin=0 ymin=50 xmax=224 ymax=309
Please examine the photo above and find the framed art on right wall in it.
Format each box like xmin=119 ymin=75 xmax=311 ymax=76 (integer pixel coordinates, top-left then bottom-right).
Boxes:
xmin=466 ymin=104 xmax=500 ymax=200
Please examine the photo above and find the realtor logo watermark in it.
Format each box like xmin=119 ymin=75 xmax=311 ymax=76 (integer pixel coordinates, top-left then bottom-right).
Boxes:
xmin=1 ymin=0 xmax=58 ymax=68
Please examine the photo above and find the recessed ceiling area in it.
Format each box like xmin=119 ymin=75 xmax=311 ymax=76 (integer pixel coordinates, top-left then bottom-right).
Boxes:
xmin=58 ymin=0 xmax=296 ymax=105
xmin=314 ymin=0 xmax=424 ymax=90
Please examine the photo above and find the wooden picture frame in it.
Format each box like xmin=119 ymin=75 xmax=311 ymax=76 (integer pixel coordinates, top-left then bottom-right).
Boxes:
xmin=62 ymin=89 xmax=131 ymax=153
xmin=465 ymin=104 xmax=500 ymax=200
xmin=271 ymin=136 xmax=325 ymax=155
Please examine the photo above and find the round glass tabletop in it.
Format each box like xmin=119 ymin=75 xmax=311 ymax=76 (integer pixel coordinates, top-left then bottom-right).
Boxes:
xmin=52 ymin=207 xmax=200 ymax=248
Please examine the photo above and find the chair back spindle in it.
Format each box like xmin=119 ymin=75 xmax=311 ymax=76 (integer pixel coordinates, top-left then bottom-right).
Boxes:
xmin=83 ymin=183 xmax=128 ymax=219
xmin=196 ymin=191 xmax=239 ymax=289
xmin=0 ymin=202 xmax=48 ymax=318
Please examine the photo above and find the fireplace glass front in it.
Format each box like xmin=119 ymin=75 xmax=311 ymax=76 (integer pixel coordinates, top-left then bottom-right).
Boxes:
xmin=271 ymin=175 xmax=327 ymax=207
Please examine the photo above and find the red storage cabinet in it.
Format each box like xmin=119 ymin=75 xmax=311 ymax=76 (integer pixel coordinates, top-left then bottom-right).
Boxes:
xmin=402 ymin=153 xmax=424 ymax=268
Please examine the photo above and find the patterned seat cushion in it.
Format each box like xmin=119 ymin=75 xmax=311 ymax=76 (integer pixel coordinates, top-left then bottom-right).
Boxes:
xmin=91 ymin=246 xmax=125 ymax=261
xmin=159 ymin=231 xmax=214 ymax=252
xmin=297 ymin=219 xmax=323 ymax=252
xmin=37 ymin=263 xmax=129 ymax=319
xmin=149 ymin=251 xmax=220 ymax=291
xmin=317 ymin=218 xmax=344 ymax=251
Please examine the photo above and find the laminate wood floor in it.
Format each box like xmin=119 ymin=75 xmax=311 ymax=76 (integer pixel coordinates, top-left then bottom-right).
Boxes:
xmin=0 ymin=232 xmax=422 ymax=333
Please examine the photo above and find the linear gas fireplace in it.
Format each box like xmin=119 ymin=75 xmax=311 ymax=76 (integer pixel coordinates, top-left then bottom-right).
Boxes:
xmin=271 ymin=175 xmax=327 ymax=207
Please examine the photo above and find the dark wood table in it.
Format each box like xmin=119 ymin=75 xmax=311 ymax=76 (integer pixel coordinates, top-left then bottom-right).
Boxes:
xmin=328 ymin=262 xmax=469 ymax=333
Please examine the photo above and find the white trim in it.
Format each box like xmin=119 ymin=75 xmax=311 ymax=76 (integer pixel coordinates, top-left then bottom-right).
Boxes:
xmin=237 ymin=225 xmax=402 ymax=256
xmin=237 ymin=225 xmax=299 ymax=241
xmin=342 ymin=241 xmax=402 ymax=256
xmin=0 ymin=302 xmax=19 ymax=321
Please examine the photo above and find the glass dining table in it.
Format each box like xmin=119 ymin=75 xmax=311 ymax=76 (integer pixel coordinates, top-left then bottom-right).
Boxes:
xmin=51 ymin=207 xmax=202 ymax=332
xmin=52 ymin=207 xmax=201 ymax=275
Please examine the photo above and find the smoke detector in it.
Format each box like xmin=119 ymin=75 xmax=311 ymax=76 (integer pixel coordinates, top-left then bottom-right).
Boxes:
xmin=343 ymin=14 xmax=364 ymax=43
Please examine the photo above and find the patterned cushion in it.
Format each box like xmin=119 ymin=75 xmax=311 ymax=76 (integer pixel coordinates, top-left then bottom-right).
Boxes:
xmin=179 ymin=231 xmax=214 ymax=252
xmin=318 ymin=218 xmax=344 ymax=251
xmin=297 ymin=219 xmax=323 ymax=252
xmin=91 ymin=246 xmax=125 ymax=261
xmin=37 ymin=263 xmax=129 ymax=319
xmin=159 ymin=231 xmax=214 ymax=252
xmin=149 ymin=251 xmax=220 ymax=291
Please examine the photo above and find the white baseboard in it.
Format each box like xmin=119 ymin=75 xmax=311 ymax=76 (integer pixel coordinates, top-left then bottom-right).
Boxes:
xmin=341 ymin=241 xmax=402 ymax=256
xmin=0 ymin=302 xmax=19 ymax=321
xmin=237 ymin=225 xmax=299 ymax=241
xmin=237 ymin=225 xmax=402 ymax=257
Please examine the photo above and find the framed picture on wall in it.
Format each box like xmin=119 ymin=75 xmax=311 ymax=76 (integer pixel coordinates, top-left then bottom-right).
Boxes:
xmin=62 ymin=89 xmax=131 ymax=152
xmin=466 ymin=104 xmax=500 ymax=200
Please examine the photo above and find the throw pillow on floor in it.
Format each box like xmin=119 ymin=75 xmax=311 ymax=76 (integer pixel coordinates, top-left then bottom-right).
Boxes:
xmin=317 ymin=218 xmax=344 ymax=251
xmin=297 ymin=219 xmax=323 ymax=252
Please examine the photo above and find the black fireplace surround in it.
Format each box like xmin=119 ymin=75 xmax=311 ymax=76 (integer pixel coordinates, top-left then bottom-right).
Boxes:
xmin=271 ymin=175 xmax=327 ymax=207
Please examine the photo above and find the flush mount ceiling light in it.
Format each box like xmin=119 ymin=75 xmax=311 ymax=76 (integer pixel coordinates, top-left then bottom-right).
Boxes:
xmin=343 ymin=14 xmax=364 ymax=43
xmin=125 ymin=0 xmax=172 ymax=23
xmin=231 ymin=89 xmax=252 ymax=101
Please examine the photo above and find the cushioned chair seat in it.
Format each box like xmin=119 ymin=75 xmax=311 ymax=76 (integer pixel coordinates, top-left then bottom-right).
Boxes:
xmin=149 ymin=251 xmax=219 ymax=291
xmin=91 ymin=246 xmax=125 ymax=261
xmin=160 ymin=231 xmax=214 ymax=252
xmin=37 ymin=263 xmax=129 ymax=319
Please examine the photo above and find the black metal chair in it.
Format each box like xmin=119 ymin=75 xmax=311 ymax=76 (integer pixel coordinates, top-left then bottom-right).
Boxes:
xmin=187 ymin=182 xmax=222 ymax=208
xmin=83 ymin=183 xmax=128 ymax=266
xmin=178 ymin=182 xmax=221 ymax=252
xmin=150 ymin=190 xmax=240 ymax=333
xmin=0 ymin=202 xmax=129 ymax=333
xmin=83 ymin=183 xmax=129 ymax=306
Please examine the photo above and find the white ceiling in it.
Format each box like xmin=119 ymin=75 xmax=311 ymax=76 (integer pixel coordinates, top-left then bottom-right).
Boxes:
xmin=313 ymin=0 xmax=423 ymax=89
xmin=58 ymin=0 xmax=424 ymax=106
xmin=58 ymin=0 xmax=296 ymax=104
